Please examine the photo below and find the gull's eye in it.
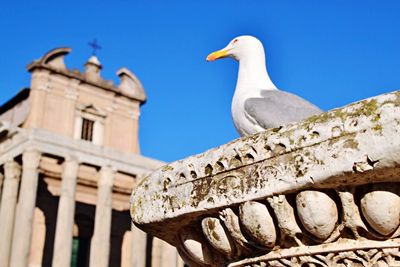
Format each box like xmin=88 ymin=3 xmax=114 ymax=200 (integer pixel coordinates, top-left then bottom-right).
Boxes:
xmin=233 ymin=39 xmax=238 ymax=44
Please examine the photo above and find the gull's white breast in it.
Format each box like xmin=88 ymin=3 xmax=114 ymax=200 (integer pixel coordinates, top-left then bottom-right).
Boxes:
xmin=231 ymin=90 xmax=264 ymax=136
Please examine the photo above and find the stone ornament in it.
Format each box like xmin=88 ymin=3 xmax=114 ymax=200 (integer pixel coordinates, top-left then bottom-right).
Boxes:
xmin=238 ymin=201 xmax=276 ymax=248
xmin=131 ymin=90 xmax=400 ymax=266
xmin=360 ymin=185 xmax=400 ymax=236
xmin=201 ymin=217 xmax=235 ymax=258
xmin=178 ymin=183 xmax=400 ymax=266
xmin=295 ymin=190 xmax=338 ymax=240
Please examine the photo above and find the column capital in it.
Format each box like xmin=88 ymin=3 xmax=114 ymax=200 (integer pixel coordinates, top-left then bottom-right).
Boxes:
xmin=62 ymin=159 xmax=79 ymax=181
xmin=98 ymin=166 xmax=115 ymax=187
xmin=63 ymin=157 xmax=79 ymax=169
xmin=63 ymin=154 xmax=80 ymax=163
xmin=4 ymin=160 xmax=21 ymax=180
xmin=22 ymin=150 xmax=41 ymax=169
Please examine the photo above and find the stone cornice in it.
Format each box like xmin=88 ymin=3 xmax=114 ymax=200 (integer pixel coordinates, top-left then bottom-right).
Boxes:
xmin=0 ymin=127 xmax=164 ymax=175
xmin=130 ymin=90 xmax=400 ymax=266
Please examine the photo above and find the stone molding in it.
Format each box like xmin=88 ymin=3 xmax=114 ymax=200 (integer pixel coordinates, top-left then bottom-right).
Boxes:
xmin=130 ymin=90 xmax=400 ymax=266
xmin=0 ymin=127 xmax=164 ymax=174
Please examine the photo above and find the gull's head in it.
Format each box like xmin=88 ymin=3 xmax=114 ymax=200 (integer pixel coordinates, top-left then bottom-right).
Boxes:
xmin=206 ymin=35 xmax=264 ymax=62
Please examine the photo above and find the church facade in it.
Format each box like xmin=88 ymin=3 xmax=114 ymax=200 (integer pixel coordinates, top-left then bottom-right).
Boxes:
xmin=0 ymin=48 xmax=182 ymax=267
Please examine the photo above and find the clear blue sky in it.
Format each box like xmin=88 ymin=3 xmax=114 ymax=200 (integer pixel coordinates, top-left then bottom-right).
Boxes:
xmin=1 ymin=0 xmax=400 ymax=162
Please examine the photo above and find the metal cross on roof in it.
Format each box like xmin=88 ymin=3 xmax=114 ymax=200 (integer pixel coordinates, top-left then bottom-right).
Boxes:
xmin=88 ymin=39 xmax=102 ymax=56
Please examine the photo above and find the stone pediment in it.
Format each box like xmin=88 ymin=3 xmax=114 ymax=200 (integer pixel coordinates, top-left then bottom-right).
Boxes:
xmin=78 ymin=104 xmax=106 ymax=118
xmin=131 ymin=90 xmax=400 ymax=267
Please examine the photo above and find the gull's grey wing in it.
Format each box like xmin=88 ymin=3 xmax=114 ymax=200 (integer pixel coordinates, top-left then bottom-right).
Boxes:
xmin=244 ymin=90 xmax=322 ymax=129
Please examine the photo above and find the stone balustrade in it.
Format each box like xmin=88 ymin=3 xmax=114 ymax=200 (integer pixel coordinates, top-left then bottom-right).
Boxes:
xmin=131 ymin=90 xmax=400 ymax=267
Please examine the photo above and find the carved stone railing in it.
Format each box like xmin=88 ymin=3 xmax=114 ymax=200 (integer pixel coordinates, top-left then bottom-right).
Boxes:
xmin=131 ymin=91 xmax=400 ymax=267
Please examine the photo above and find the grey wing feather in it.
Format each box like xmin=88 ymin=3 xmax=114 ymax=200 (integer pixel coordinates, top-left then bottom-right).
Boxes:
xmin=244 ymin=90 xmax=322 ymax=129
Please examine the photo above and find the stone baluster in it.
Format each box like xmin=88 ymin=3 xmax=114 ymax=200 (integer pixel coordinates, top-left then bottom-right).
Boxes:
xmin=9 ymin=150 xmax=41 ymax=267
xmin=0 ymin=160 xmax=21 ymax=267
xmin=52 ymin=158 xmax=79 ymax=267
xmin=90 ymin=166 xmax=115 ymax=267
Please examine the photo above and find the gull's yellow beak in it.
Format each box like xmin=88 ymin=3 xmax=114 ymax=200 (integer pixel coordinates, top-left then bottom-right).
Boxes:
xmin=206 ymin=49 xmax=230 ymax=61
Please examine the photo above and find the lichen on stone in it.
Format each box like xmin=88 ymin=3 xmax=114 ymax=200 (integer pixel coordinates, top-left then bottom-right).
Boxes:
xmin=343 ymin=138 xmax=359 ymax=150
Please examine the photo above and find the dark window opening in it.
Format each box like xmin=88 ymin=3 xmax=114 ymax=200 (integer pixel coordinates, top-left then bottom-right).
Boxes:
xmin=81 ymin=118 xmax=94 ymax=141
xmin=71 ymin=236 xmax=90 ymax=267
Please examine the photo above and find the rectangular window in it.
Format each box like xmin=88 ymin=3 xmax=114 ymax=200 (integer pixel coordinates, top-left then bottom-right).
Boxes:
xmin=81 ymin=118 xmax=94 ymax=141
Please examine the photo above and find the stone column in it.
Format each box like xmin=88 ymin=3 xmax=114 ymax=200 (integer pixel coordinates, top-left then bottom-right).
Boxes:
xmin=0 ymin=160 xmax=21 ymax=267
xmin=176 ymin=254 xmax=185 ymax=267
xmin=52 ymin=158 xmax=79 ymax=267
xmin=152 ymin=238 xmax=180 ymax=267
xmin=160 ymin=241 xmax=181 ymax=267
xmin=0 ymin=172 xmax=4 ymax=203
xmin=90 ymin=166 xmax=115 ymax=267
xmin=9 ymin=150 xmax=41 ymax=267
xmin=131 ymin=223 xmax=147 ymax=267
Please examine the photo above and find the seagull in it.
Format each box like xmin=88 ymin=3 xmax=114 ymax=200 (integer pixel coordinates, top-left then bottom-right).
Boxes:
xmin=206 ymin=35 xmax=322 ymax=136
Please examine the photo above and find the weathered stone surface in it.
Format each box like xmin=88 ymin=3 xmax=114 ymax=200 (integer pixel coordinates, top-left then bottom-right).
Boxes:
xmin=230 ymin=239 xmax=400 ymax=267
xmin=131 ymin=90 xmax=400 ymax=266
xmin=239 ymin=201 xmax=276 ymax=248
xmin=360 ymin=184 xmax=400 ymax=236
xmin=201 ymin=217 xmax=235 ymax=257
xmin=295 ymin=190 xmax=338 ymax=240
xmin=179 ymin=229 xmax=214 ymax=266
